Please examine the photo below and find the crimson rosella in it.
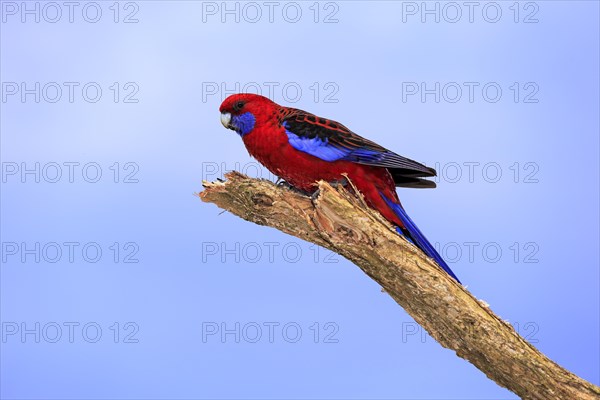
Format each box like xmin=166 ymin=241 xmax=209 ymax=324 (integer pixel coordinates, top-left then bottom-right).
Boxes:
xmin=219 ymin=93 xmax=460 ymax=283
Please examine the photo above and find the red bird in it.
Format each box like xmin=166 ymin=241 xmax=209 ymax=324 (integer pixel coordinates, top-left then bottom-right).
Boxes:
xmin=219 ymin=93 xmax=460 ymax=282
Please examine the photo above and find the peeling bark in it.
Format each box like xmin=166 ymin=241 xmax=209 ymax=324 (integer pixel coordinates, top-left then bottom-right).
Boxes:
xmin=199 ymin=172 xmax=600 ymax=400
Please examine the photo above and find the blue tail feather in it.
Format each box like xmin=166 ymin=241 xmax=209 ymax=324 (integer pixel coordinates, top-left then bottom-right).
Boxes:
xmin=382 ymin=193 xmax=461 ymax=283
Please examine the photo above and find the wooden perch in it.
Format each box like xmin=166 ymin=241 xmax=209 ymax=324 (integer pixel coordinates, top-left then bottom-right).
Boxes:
xmin=199 ymin=171 xmax=600 ymax=400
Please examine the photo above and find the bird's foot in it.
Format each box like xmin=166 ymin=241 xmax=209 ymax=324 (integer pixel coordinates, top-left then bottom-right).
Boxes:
xmin=276 ymin=179 xmax=312 ymax=196
xmin=310 ymin=188 xmax=321 ymax=202
xmin=276 ymin=178 xmax=293 ymax=190
xmin=328 ymin=177 xmax=349 ymax=189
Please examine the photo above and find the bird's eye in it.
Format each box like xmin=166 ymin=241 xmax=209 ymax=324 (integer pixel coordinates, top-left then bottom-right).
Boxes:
xmin=234 ymin=101 xmax=245 ymax=111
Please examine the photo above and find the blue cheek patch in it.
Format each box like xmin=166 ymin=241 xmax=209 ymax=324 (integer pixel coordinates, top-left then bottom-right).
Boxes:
xmin=232 ymin=112 xmax=256 ymax=136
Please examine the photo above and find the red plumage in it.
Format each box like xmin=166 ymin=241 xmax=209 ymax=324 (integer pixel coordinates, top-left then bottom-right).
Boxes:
xmin=219 ymin=93 xmax=461 ymax=282
xmin=219 ymin=93 xmax=405 ymax=228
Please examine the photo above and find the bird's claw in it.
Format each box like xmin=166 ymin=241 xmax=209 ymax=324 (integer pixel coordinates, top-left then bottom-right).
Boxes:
xmin=276 ymin=179 xmax=294 ymax=190
xmin=310 ymin=189 xmax=321 ymax=202
xmin=276 ymin=179 xmax=311 ymax=196
xmin=328 ymin=177 xmax=349 ymax=189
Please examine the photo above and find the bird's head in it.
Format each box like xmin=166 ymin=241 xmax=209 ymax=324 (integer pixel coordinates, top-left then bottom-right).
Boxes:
xmin=219 ymin=93 xmax=276 ymax=137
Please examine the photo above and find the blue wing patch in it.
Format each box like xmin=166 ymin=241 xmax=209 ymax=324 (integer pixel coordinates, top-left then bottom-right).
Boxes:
xmin=284 ymin=121 xmax=383 ymax=163
xmin=281 ymin=112 xmax=437 ymax=182
xmin=285 ymin=126 xmax=346 ymax=161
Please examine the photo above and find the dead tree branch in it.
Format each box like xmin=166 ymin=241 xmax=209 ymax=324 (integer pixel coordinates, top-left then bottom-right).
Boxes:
xmin=199 ymin=171 xmax=600 ymax=400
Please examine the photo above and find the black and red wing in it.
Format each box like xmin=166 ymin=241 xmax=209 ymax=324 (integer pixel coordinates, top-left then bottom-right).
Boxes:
xmin=279 ymin=109 xmax=437 ymax=188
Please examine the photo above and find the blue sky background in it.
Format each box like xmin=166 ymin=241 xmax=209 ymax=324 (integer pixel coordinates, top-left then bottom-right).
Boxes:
xmin=1 ymin=1 xmax=599 ymax=399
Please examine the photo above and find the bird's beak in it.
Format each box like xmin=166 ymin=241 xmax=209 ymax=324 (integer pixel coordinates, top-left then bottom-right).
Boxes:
xmin=220 ymin=112 xmax=232 ymax=129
